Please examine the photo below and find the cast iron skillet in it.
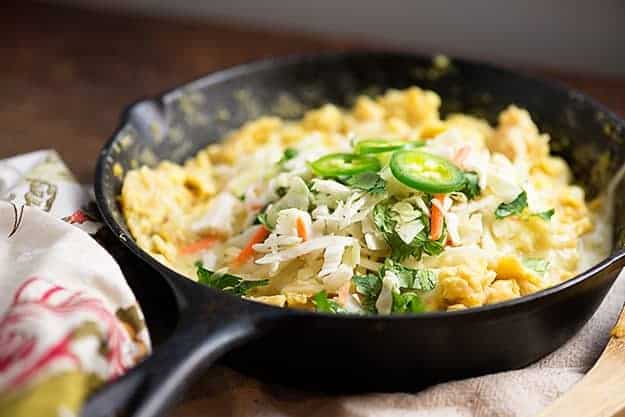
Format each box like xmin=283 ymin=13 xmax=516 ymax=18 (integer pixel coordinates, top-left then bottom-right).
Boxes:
xmin=85 ymin=52 xmax=625 ymax=417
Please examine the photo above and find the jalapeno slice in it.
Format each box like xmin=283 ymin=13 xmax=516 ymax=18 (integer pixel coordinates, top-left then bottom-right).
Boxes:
xmin=311 ymin=153 xmax=381 ymax=177
xmin=354 ymin=139 xmax=424 ymax=155
xmin=390 ymin=150 xmax=465 ymax=193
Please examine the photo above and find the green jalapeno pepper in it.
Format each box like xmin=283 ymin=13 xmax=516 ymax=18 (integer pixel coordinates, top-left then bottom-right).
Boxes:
xmin=390 ymin=150 xmax=465 ymax=193
xmin=354 ymin=139 xmax=424 ymax=155
xmin=310 ymin=153 xmax=381 ymax=177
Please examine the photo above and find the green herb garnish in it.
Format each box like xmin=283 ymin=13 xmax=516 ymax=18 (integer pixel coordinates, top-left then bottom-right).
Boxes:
xmin=256 ymin=211 xmax=272 ymax=230
xmin=312 ymin=290 xmax=344 ymax=313
xmin=460 ymin=171 xmax=481 ymax=200
xmin=352 ymin=261 xmax=436 ymax=314
xmin=381 ymin=259 xmax=437 ymax=292
xmin=373 ymin=201 xmax=416 ymax=260
xmin=278 ymin=148 xmax=298 ymax=165
xmin=352 ymin=273 xmax=382 ymax=313
xmin=495 ymin=191 xmax=528 ymax=219
xmin=495 ymin=191 xmax=555 ymax=221
xmin=344 ymin=171 xmax=386 ymax=194
xmin=392 ymin=291 xmax=426 ymax=313
xmin=197 ymin=265 xmax=269 ymax=295
xmin=275 ymin=186 xmax=288 ymax=197
xmin=383 ymin=260 xmax=436 ymax=314
xmin=522 ymin=258 xmax=550 ymax=276
xmin=373 ymin=200 xmax=446 ymax=260
xmin=533 ymin=209 xmax=555 ymax=221
xmin=423 ymin=233 xmax=446 ymax=257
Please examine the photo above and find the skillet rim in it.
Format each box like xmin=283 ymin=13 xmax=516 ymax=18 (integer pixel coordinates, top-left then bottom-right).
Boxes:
xmin=95 ymin=50 xmax=625 ymax=321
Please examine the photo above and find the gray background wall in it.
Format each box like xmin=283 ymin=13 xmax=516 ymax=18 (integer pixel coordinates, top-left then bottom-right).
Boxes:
xmin=54 ymin=0 xmax=625 ymax=76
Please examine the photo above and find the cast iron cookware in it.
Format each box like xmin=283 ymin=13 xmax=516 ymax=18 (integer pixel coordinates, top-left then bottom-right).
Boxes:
xmin=87 ymin=52 xmax=625 ymax=417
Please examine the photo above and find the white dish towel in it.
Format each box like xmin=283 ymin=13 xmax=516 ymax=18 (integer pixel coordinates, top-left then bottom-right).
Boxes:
xmin=0 ymin=150 xmax=150 ymax=417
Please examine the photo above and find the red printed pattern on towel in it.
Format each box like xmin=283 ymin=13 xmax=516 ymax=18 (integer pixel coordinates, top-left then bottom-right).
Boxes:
xmin=0 ymin=277 xmax=132 ymax=391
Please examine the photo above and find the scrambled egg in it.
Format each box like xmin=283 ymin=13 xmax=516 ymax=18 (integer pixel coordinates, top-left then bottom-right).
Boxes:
xmin=121 ymin=87 xmax=605 ymax=313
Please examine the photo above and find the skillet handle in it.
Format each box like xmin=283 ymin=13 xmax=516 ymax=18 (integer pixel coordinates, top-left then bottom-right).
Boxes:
xmin=81 ymin=305 xmax=264 ymax=417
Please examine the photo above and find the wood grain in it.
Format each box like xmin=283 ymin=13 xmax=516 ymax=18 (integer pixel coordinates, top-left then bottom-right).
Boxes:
xmin=538 ymin=325 xmax=625 ymax=417
xmin=1 ymin=2 xmax=625 ymax=184
xmin=0 ymin=2 xmax=350 ymax=182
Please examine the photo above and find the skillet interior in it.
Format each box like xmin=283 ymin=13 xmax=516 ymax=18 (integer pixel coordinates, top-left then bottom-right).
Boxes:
xmin=97 ymin=52 xmax=625 ymax=391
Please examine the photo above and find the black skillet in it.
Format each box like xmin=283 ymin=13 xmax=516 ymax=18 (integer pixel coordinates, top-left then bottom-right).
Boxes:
xmin=85 ymin=52 xmax=625 ymax=417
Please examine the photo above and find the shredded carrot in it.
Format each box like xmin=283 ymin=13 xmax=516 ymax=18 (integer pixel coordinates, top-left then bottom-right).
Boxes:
xmin=430 ymin=194 xmax=445 ymax=241
xmin=337 ymin=282 xmax=351 ymax=307
xmin=295 ymin=217 xmax=308 ymax=241
xmin=249 ymin=203 xmax=264 ymax=211
xmin=231 ymin=226 xmax=270 ymax=267
xmin=179 ymin=237 xmax=218 ymax=255
xmin=453 ymin=145 xmax=470 ymax=168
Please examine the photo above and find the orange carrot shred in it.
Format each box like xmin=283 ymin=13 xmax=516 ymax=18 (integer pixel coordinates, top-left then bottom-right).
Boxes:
xmin=430 ymin=194 xmax=445 ymax=241
xmin=295 ymin=217 xmax=308 ymax=241
xmin=231 ymin=226 xmax=270 ymax=267
xmin=337 ymin=282 xmax=351 ymax=307
xmin=179 ymin=237 xmax=218 ymax=255
xmin=453 ymin=146 xmax=470 ymax=168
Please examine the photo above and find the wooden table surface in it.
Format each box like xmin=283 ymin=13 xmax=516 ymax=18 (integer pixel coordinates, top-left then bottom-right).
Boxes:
xmin=2 ymin=1 xmax=625 ymax=184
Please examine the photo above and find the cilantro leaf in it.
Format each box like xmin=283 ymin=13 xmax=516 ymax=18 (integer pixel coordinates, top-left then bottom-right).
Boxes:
xmin=197 ymin=265 xmax=269 ymax=295
xmin=533 ymin=209 xmax=555 ymax=221
xmin=278 ymin=148 xmax=298 ymax=165
xmin=422 ymin=231 xmax=446 ymax=257
xmin=352 ymin=274 xmax=382 ymax=313
xmin=392 ymin=291 xmax=426 ymax=313
xmin=237 ymin=280 xmax=270 ymax=294
xmin=352 ymin=263 xmax=434 ymax=314
xmin=275 ymin=186 xmax=288 ymax=197
xmin=372 ymin=199 xmax=445 ymax=260
xmin=523 ymin=258 xmax=550 ymax=276
xmin=373 ymin=201 xmax=423 ymax=260
xmin=353 ymin=273 xmax=383 ymax=296
xmin=256 ymin=211 xmax=273 ymax=230
xmin=312 ymin=290 xmax=344 ymax=313
xmin=381 ymin=259 xmax=437 ymax=292
xmin=495 ymin=191 xmax=528 ymax=219
xmin=411 ymin=269 xmax=437 ymax=292
xmin=460 ymin=172 xmax=481 ymax=200
xmin=372 ymin=201 xmax=408 ymax=260
xmin=344 ymin=172 xmax=386 ymax=194
xmin=495 ymin=191 xmax=554 ymax=221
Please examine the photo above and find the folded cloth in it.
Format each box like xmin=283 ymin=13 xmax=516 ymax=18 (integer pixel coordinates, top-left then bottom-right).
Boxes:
xmin=0 ymin=150 xmax=90 ymax=219
xmin=0 ymin=151 xmax=150 ymax=417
